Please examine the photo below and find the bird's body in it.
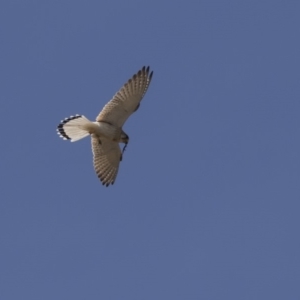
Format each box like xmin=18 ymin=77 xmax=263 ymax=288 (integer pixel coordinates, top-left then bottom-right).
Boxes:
xmin=89 ymin=121 xmax=124 ymax=141
xmin=57 ymin=66 xmax=153 ymax=186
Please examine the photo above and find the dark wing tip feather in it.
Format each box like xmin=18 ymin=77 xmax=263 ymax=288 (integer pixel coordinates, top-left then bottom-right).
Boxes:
xmin=142 ymin=66 xmax=153 ymax=80
xmin=99 ymin=175 xmax=113 ymax=187
xmin=149 ymin=70 xmax=153 ymax=80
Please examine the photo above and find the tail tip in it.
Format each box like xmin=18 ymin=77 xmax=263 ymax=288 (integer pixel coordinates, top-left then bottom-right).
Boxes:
xmin=57 ymin=126 xmax=71 ymax=140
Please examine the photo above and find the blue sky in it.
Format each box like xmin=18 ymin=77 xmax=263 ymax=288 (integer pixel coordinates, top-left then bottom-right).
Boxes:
xmin=1 ymin=1 xmax=299 ymax=299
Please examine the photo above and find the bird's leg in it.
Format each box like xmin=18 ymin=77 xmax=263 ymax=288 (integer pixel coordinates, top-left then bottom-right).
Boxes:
xmin=122 ymin=142 xmax=128 ymax=155
xmin=120 ymin=142 xmax=128 ymax=162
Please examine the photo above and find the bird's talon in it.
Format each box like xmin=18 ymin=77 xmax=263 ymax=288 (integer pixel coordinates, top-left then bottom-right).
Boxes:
xmin=122 ymin=143 xmax=128 ymax=155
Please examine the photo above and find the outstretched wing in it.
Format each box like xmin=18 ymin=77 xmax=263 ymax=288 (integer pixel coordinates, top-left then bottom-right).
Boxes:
xmin=91 ymin=134 xmax=122 ymax=186
xmin=96 ymin=66 xmax=153 ymax=127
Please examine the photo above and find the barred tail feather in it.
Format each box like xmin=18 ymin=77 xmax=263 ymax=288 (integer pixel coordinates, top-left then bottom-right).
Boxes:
xmin=57 ymin=115 xmax=92 ymax=142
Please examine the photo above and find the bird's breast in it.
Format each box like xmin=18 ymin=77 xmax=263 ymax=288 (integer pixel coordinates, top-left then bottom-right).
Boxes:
xmin=93 ymin=121 xmax=121 ymax=141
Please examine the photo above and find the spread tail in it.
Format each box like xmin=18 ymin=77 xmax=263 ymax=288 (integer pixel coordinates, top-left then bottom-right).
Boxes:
xmin=57 ymin=115 xmax=93 ymax=142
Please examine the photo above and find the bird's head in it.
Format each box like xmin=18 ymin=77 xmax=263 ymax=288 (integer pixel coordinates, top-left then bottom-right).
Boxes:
xmin=120 ymin=132 xmax=129 ymax=145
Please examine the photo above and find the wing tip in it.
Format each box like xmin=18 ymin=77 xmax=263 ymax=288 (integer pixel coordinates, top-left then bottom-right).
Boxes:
xmin=149 ymin=70 xmax=153 ymax=80
xmin=101 ymin=180 xmax=114 ymax=187
xmin=144 ymin=66 xmax=153 ymax=79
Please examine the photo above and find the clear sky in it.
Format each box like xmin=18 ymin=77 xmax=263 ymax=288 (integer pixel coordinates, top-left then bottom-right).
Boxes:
xmin=1 ymin=1 xmax=299 ymax=299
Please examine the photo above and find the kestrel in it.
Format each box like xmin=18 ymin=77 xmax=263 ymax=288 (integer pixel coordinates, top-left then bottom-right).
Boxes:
xmin=57 ymin=66 xmax=153 ymax=186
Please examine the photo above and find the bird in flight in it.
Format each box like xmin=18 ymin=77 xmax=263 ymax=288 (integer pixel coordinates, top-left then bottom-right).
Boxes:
xmin=57 ymin=66 xmax=153 ymax=186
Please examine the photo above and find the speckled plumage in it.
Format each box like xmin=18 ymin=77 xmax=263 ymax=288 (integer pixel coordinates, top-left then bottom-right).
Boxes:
xmin=57 ymin=66 xmax=153 ymax=186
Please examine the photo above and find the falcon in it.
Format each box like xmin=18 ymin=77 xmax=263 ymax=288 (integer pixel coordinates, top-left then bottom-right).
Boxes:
xmin=57 ymin=66 xmax=153 ymax=186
